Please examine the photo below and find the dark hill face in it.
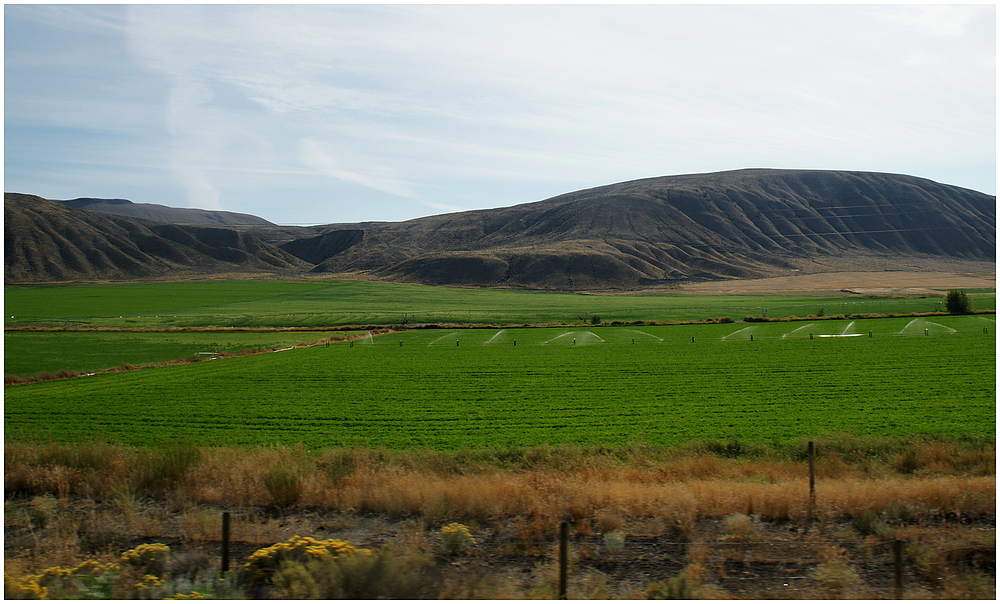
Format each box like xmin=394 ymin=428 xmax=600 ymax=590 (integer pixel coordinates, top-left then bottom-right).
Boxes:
xmin=277 ymin=169 xmax=995 ymax=289
xmin=55 ymin=197 xmax=274 ymax=226
xmin=4 ymin=194 xmax=306 ymax=283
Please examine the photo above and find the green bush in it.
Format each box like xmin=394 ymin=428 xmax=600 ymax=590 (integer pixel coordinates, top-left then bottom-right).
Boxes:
xmin=945 ymin=290 xmax=973 ymax=314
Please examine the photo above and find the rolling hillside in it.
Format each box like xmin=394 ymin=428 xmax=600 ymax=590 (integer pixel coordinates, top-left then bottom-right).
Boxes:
xmin=276 ymin=169 xmax=995 ymax=289
xmin=5 ymin=169 xmax=995 ymax=288
xmin=4 ymin=193 xmax=306 ymax=283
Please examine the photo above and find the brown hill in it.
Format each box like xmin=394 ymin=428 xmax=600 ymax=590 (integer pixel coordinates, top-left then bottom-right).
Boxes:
xmin=275 ymin=169 xmax=995 ymax=289
xmin=54 ymin=197 xmax=274 ymax=226
xmin=6 ymin=169 xmax=995 ymax=289
xmin=4 ymin=193 xmax=307 ymax=283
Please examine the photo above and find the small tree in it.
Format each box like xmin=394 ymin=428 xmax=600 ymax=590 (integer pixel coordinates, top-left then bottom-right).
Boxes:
xmin=945 ymin=290 xmax=973 ymax=315
xmin=590 ymin=315 xmax=601 ymax=325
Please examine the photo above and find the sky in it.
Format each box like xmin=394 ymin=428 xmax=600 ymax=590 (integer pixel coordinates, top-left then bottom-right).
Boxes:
xmin=4 ymin=4 xmax=996 ymax=226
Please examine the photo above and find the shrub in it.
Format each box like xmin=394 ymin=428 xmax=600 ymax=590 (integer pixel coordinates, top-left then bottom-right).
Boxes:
xmin=810 ymin=559 xmax=861 ymax=594
xmin=27 ymin=495 xmax=59 ymax=529
xmin=246 ymin=536 xmax=369 ymax=588
xmin=263 ymin=466 xmax=304 ymax=508
xmin=133 ymin=441 xmax=201 ymax=497
xmin=721 ymin=513 xmax=753 ymax=540
xmin=590 ymin=315 xmax=601 ymax=325
xmin=852 ymin=509 xmax=891 ymax=537
xmin=945 ymin=290 xmax=973 ymax=314
xmin=645 ymin=564 xmax=705 ymax=599
xmin=271 ymin=546 xmax=440 ymax=599
xmin=121 ymin=543 xmax=171 ymax=576
xmin=440 ymin=523 xmax=477 ymax=555
xmin=603 ymin=530 xmax=626 ymax=556
xmin=12 ymin=560 xmax=123 ymax=600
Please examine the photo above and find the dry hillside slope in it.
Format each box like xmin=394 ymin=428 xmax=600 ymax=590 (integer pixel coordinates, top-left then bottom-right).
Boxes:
xmin=5 ymin=169 xmax=995 ymax=288
xmin=277 ymin=169 xmax=995 ymax=289
xmin=4 ymin=193 xmax=307 ymax=283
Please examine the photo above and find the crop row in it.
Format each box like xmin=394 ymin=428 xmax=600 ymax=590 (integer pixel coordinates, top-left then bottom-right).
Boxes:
xmin=5 ymin=324 xmax=993 ymax=449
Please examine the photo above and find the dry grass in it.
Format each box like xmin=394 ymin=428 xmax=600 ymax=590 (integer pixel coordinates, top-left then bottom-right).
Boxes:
xmin=6 ymin=438 xmax=994 ymax=522
xmin=5 ymin=437 xmax=994 ymax=598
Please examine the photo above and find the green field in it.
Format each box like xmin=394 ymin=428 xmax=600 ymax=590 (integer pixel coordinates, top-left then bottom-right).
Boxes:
xmin=5 ymin=318 xmax=994 ymax=449
xmin=3 ymin=331 xmax=344 ymax=377
xmin=6 ymin=280 xmax=994 ymax=328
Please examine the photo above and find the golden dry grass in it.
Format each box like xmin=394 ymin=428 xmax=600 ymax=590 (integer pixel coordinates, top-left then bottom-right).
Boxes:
xmin=6 ymin=438 xmax=994 ymax=524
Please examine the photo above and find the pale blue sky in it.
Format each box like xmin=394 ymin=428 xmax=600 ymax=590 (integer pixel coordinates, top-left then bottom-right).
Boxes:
xmin=5 ymin=4 xmax=995 ymax=225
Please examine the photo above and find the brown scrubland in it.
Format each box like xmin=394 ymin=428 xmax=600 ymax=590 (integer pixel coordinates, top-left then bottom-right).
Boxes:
xmin=4 ymin=436 xmax=995 ymax=599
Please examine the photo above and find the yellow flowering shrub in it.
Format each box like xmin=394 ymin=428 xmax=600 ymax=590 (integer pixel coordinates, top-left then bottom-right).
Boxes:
xmin=5 ymin=560 xmax=122 ymax=599
xmin=440 ymin=522 xmax=477 ymax=555
xmin=246 ymin=535 xmax=370 ymax=585
xmin=165 ymin=591 xmax=207 ymax=600
xmin=120 ymin=543 xmax=171 ymax=569
xmin=135 ymin=574 xmax=166 ymax=592
xmin=4 ymin=573 xmax=48 ymax=600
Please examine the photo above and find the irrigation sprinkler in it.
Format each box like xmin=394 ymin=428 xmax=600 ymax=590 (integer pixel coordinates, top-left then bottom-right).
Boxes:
xmin=691 ymin=336 xmax=695 ymax=343
xmin=456 ymin=340 xmax=460 ymax=346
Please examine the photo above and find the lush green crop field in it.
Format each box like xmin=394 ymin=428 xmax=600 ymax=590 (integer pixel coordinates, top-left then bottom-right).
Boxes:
xmin=3 ymin=331 xmax=343 ymax=377
xmin=5 ymin=318 xmax=994 ymax=449
xmin=6 ymin=280 xmax=993 ymax=328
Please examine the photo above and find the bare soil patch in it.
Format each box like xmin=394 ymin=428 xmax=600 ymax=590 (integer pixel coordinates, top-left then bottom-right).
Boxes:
xmin=674 ymin=270 xmax=996 ymax=296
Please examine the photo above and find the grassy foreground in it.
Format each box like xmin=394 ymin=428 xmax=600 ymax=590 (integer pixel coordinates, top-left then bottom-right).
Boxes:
xmin=4 ymin=437 xmax=995 ymax=599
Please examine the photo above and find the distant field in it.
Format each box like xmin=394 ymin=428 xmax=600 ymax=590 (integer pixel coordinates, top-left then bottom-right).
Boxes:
xmin=5 ymin=318 xmax=994 ymax=449
xmin=5 ymin=280 xmax=994 ymax=328
xmin=3 ymin=331 xmax=344 ymax=377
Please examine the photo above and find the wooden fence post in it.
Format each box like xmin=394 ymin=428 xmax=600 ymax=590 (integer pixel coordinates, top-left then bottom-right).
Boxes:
xmin=893 ymin=539 xmax=904 ymax=599
xmin=807 ymin=441 xmax=816 ymax=531
xmin=559 ymin=521 xmax=569 ymax=599
xmin=221 ymin=511 xmax=231 ymax=574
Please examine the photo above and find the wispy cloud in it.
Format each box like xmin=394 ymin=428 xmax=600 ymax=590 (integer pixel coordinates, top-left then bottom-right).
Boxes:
xmin=300 ymin=139 xmax=417 ymax=199
xmin=5 ymin=4 xmax=994 ymax=223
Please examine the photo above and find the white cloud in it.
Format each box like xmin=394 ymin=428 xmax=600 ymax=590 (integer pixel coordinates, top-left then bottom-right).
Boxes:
xmin=300 ymin=139 xmax=417 ymax=199
xmin=877 ymin=5 xmax=982 ymax=37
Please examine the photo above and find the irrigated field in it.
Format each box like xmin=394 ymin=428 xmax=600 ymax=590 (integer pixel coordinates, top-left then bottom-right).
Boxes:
xmin=6 ymin=280 xmax=994 ymax=328
xmin=3 ymin=331 xmax=345 ymax=377
xmin=5 ymin=317 xmax=994 ymax=449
